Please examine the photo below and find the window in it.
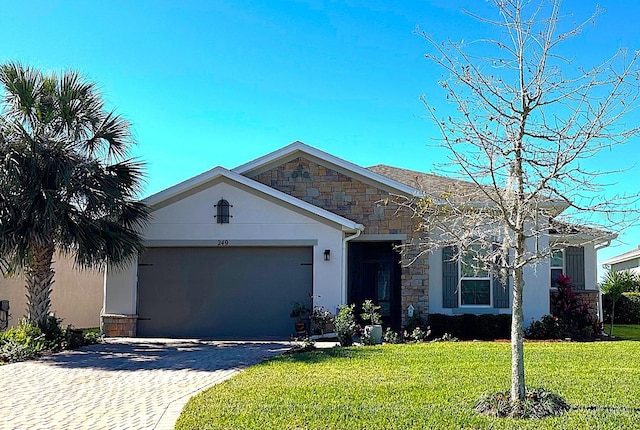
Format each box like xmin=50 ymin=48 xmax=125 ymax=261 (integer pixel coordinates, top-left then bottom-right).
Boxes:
xmin=215 ymin=199 xmax=231 ymax=224
xmin=550 ymin=248 xmax=564 ymax=287
xmin=459 ymin=244 xmax=491 ymax=306
xmin=443 ymin=245 xmax=509 ymax=309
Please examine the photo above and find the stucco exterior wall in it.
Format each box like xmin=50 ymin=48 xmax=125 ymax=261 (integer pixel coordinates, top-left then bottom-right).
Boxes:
xmin=428 ymin=230 xmax=551 ymax=325
xmin=611 ymin=259 xmax=640 ymax=273
xmin=523 ymin=234 xmax=551 ymax=324
xmin=104 ymin=178 xmax=347 ymax=324
xmin=0 ymin=252 xmax=102 ymax=329
xmin=584 ymin=243 xmax=599 ymax=290
xmin=249 ymin=156 xmax=428 ymax=325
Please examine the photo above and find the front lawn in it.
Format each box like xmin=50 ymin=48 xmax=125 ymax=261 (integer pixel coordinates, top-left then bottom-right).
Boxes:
xmin=176 ymin=342 xmax=640 ymax=429
xmin=611 ymin=324 xmax=640 ymax=341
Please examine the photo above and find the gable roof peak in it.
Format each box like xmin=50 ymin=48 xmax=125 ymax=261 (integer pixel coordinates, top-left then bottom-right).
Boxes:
xmin=233 ymin=141 xmax=421 ymax=197
xmin=142 ymin=165 xmax=363 ymax=232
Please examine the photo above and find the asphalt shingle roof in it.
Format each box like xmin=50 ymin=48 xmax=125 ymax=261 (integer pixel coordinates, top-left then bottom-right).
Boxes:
xmin=367 ymin=164 xmax=493 ymax=201
xmin=368 ymin=164 xmax=614 ymax=240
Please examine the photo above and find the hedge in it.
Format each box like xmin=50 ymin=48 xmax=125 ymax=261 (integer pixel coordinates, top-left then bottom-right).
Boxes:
xmin=602 ymin=292 xmax=640 ymax=324
xmin=427 ymin=313 xmax=511 ymax=340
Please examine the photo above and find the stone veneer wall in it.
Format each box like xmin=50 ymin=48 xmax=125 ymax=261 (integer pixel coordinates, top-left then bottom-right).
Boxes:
xmin=249 ymin=157 xmax=428 ymax=327
xmin=102 ymin=314 xmax=137 ymax=337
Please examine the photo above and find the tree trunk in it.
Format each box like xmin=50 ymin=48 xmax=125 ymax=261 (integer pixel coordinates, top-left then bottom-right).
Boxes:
xmin=610 ymin=303 xmax=615 ymax=337
xmin=511 ymin=264 xmax=526 ymax=402
xmin=25 ymin=244 xmax=55 ymax=328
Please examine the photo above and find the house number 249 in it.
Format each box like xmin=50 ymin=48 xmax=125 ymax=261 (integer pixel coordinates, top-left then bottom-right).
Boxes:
xmin=217 ymin=240 xmax=229 ymax=246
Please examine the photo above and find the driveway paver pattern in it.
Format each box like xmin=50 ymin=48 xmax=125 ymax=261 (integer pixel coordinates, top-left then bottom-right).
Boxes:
xmin=0 ymin=338 xmax=289 ymax=430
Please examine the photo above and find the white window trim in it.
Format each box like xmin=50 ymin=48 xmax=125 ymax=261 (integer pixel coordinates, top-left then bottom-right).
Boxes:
xmin=458 ymin=261 xmax=493 ymax=308
xmin=550 ymin=248 xmax=565 ymax=290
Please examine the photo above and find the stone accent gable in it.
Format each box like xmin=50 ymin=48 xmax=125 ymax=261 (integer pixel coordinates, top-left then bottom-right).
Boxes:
xmin=250 ymin=157 xmax=401 ymax=231
xmin=248 ymin=156 xmax=429 ymax=327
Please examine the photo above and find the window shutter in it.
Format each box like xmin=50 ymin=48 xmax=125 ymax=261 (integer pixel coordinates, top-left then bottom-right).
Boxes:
xmin=493 ymin=250 xmax=509 ymax=308
xmin=565 ymin=246 xmax=585 ymax=290
xmin=442 ymin=246 xmax=458 ymax=308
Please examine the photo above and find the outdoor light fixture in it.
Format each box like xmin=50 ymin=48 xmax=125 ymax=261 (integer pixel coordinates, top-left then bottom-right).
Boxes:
xmin=0 ymin=300 xmax=9 ymax=331
xmin=324 ymin=249 xmax=331 ymax=261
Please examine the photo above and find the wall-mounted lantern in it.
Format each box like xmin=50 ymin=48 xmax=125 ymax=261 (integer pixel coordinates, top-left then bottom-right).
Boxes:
xmin=324 ymin=249 xmax=331 ymax=261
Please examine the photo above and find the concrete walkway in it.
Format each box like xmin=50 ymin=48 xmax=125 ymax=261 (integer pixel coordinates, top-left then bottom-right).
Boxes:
xmin=0 ymin=338 xmax=290 ymax=430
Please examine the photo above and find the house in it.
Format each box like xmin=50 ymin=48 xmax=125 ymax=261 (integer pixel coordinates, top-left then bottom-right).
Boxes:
xmin=602 ymin=246 xmax=640 ymax=276
xmin=0 ymin=253 xmax=103 ymax=329
xmin=102 ymin=141 xmax=613 ymax=338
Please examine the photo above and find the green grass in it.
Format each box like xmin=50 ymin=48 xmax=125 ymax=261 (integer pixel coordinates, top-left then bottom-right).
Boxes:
xmin=611 ymin=324 xmax=640 ymax=340
xmin=176 ymin=342 xmax=640 ymax=429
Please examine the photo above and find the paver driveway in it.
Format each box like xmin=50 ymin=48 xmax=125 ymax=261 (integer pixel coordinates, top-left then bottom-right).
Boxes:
xmin=0 ymin=338 xmax=290 ymax=430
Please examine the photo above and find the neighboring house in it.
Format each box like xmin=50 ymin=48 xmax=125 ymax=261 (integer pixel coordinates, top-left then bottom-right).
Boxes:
xmin=102 ymin=141 xmax=614 ymax=338
xmin=0 ymin=252 xmax=103 ymax=329
xmin=602 ymin=246 xmax=640 ymax=276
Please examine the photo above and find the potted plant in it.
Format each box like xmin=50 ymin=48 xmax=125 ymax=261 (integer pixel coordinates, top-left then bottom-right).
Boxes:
xmin=310 ymin=306 xmax=333 ymax=337
xmin=290 ymin=302 xmax=310 ymax=334
xmin=361 ymin=299 xmax=383 ymax=344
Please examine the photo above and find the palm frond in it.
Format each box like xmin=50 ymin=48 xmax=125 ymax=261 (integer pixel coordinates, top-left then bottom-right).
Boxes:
xmin=0 ymin=62 xmax=149 ymax=288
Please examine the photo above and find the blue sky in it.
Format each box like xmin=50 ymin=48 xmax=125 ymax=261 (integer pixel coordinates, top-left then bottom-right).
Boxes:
xmin=1 ymin=0 xmax=639 ymax=273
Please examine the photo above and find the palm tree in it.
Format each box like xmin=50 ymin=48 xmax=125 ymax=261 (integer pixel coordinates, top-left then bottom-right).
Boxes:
xmin=0 ymin=62 xmax=149 ymax=328
xmin=600 ymin=270 xmax=640 ymax=336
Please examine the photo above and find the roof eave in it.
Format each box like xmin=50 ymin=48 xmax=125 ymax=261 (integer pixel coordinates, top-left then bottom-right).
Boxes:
xmin=143 ymin=167 xmax=364 ymax=232
xmin=143 ymin=166 xmax=226 ymax=207
xmin=549 ymin=231 xmax=618 ymax=247
xmin=602 ymin=250 xmax=640 ymax=266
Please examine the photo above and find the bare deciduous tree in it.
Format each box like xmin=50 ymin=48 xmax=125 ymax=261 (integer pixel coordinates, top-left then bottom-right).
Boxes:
xmin=399 ymin=0 xmax=640 ymax=403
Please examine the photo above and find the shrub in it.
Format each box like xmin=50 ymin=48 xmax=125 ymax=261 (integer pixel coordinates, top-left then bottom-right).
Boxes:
xmin=476 ymin=388 xmax=570 ymax=418
xmin=333 ymin=304 xmax=358 ymax=347
xmin=286 ymin=336 xmax=316 ymax=354
xmin=383 ymin=328 xmax=401 ymax=344
xmin=360 ymin=331 xmax=376 ymax=346
xmin=0 ymin=339 xmax=43 ymax=362
xmin=406 ymin=327 xmax=430 ymax=343
xmin=0 ymin=322 xmax=46 ymax=362
xmin=0 ymin=319 xmax=103 ymax=363
xmin=81 ymin=330 xmax=104 ymax=346
xmin=0 ymin=320 xmax=42 ymax=343
xmin=431 ymin=333 xmax=459 ymax=342
xmin=428 ymin=313 xmax=511 ymax=340
xmin=550 ymin=274 xmax=599 ymax=339
xmin=603 ymin=292 xmax=640 ymax=324
xmin=404 ymin=315 xmax=427 ymax=334
xmin=525 ymin=315 xmax=564 ymax=339
xmin=40 ymin=315 xmax=68 ymax=351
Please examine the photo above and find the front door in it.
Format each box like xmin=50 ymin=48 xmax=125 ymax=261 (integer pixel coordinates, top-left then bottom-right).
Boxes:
xmin=348 ymin=242 xmax=401 ymax=331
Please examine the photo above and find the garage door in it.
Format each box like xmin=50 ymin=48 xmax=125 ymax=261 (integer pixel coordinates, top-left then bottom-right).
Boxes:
xmin=137 ymin=247 xmax=313 ymax=339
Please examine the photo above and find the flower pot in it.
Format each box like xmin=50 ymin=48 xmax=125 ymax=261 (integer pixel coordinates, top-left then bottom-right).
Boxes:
xmin=364 ymin=324 xmax=383 ymax=344
xmin=294 ymin=320 xmax=306 ymax=334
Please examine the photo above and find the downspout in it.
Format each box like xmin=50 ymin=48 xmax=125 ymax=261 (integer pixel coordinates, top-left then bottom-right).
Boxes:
xmin=341 ymin=227 xmax=364 ymax=304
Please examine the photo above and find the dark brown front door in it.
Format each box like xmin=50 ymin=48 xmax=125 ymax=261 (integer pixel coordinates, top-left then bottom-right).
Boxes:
xmin=348 ymin=242 xmax=401 ymax=330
